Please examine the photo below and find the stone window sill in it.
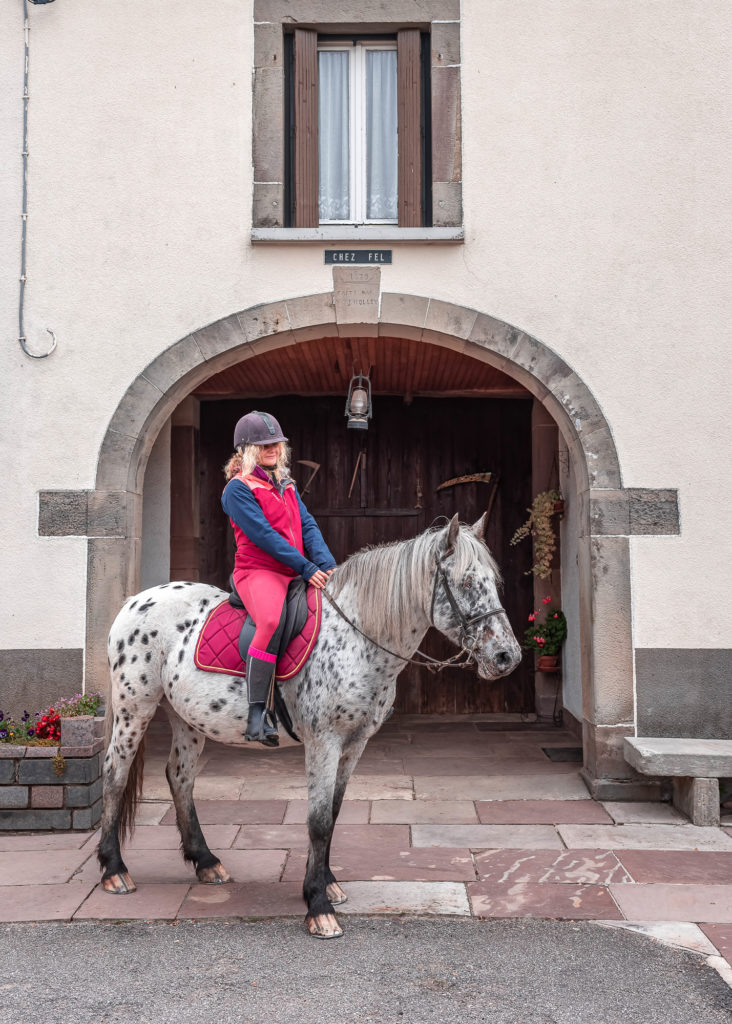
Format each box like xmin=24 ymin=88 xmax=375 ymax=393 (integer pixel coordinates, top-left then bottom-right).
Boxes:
xmin=251 ymin=226 xmax=464 ymax=244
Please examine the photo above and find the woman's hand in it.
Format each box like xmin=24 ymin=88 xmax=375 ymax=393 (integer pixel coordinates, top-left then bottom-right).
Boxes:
xmin=308 ymin=569 xmax=331 ymax=589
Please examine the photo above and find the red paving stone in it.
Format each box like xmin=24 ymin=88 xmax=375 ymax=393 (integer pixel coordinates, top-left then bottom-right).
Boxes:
xmin=616 ymin=850 xmax=732 ymax=884
xmin=283 ymin=847 xmax=475 ymax=883
xmin=283 ymin=800 xmax=370 ymax=824
xmin=468 ymin=881 xmax=623 ymax=920
xmin=124 ymin=825 xmax=240 ymax=850
xmin=0 ymin=848 xmax=94 ymax=886
xmin=233 ymin=823 xmax=410 ymax=851
xmin=473 ymin=849 xmax=631 ymax=885
xmin=0 ymin=833 xmax=96 ymax=852
xmin=179 ymin=881 xmax=305 ymax=918
xmin=160 ymin=800 xmax=286 ymax=826
xmin=0 ymin=882 xmax=94 ymax=922
xmin=699 ymin=923 xmax=732 ymax=963
xmin=610 ymin=883 xmax=732 ymax=923
xmin=74 ymin=883 xmax=190 ymax=920
xmin=476 ymin=800 xmax=613 ymax=825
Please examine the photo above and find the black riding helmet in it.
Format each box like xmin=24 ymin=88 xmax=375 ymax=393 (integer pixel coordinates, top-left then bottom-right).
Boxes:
xmin=233 ymin=411 xmax=288 ymax=449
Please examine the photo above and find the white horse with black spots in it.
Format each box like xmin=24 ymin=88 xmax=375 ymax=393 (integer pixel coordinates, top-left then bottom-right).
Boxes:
xmin=98 ymin=514 xmax=521 ymax=938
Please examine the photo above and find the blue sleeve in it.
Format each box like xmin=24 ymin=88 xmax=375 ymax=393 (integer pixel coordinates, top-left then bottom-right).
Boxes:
xmin=222 ymin=479 xmax=319 ymax=580
xmin=296 ymin=490 xmax=337 ymax=570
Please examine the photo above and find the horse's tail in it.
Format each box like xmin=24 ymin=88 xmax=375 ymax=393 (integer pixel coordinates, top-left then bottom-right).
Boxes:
xmin=118 ymin=733 xmax=145 ymax=844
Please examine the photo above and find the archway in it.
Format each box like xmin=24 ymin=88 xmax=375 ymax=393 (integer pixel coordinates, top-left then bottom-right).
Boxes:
xmin=74 ymin=288 xmax=671 ymax=795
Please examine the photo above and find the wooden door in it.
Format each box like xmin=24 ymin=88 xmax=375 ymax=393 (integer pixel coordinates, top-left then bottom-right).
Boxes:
xmin=198 ymin=395 xmax=535 ymax=714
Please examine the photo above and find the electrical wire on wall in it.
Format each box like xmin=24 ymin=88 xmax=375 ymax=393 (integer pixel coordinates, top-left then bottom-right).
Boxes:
xmin=18 ymin=0 xmax=57 ymax=359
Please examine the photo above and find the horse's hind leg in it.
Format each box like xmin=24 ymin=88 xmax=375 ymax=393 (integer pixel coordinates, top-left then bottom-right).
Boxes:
xmin=164 ymin=705 xmax=231 ymax=884
xmin=303 ymin=738 xmax=345 ymax=939
xmin=322 ymin=737 xmax=369 ymax=906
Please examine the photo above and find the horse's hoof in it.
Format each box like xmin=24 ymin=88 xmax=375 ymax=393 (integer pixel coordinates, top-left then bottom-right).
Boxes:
xmin=197 ymin=862 xmax=232 ymax=884
xmin=101 ymin=872 xmax=137 ymax=894
xmin=305 ymin=914 xmax=344 ymax=939
xmin=326 ymin=882 xmax=348 ymax=906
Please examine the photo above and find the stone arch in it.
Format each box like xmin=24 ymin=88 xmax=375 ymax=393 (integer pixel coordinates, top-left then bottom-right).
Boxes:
xmin=79 ymin=290 xmax=678 ymax=794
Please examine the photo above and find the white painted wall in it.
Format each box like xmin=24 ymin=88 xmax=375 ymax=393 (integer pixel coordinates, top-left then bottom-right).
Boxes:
xmin=1 ymin=0 xmax=731 ymax=653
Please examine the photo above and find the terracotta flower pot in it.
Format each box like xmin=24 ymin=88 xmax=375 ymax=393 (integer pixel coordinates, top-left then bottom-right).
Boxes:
xmin=537 ymin=654 xmax=560 ymax=672
xmin=553 ymin=499 xmax=565 ymax=516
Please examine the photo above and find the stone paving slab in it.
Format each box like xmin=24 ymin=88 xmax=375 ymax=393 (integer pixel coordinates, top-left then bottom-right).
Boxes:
xmin=370 ymin=800 xmax=478 ymax=824
xmin=402 ymin=756 xmax=580 ymax=776
xmin=602 ymin=801 xmax=688 ymax=824
xmin=339 ymin=881 xmax=471 ymax=916
xmin=597 ymin=920 xmax=720 ymax=956
xmin=0 ymin=848 xmax=93 ymax=886
xmin=558 ymin=824 xmax=732 ymax=851
xmin=468 ymin=881 xmax=623 ymax=920
xmin=616 ymin=850 xmax=732 ymax=884
xmin=0 ymin=882 xmax=94 ymax=922
xmin=475 ymin=799 xmax=612 ymax=824
xmin=233 ymin=823 xmax=411 ymax=851
xmin=135 ymin=802 xmax=171 ymax=825
xmin=73 ymin=883 xmax=190 ymax=920
xmin=283 ymin=800 xmax=370 ymax=824
xmin=414 ymin=774 xmax=590 ymax=801
xmin=71 ymin=847 xmax=287 ymax=886
xmin=343 ymin=775 xmax=415 ymax=800
xmin=142 ymin=777 xmax=243 ymax=801
xmin=238 ymin=779 xmax=309 ymax=801
xmin=0 ymin=831 xmax=96 ymax=852
xmin=700 ymin=923 xmax=732 ymax=964
xmin=473 ymin=849 xmax=632 ymax=885
xmin=282 ymin=847 xmax=476 ymax=883
xmin=160 ymin=799 xmax=287 ymax=826
xmin=179 ymin=881 xmax=305 ymax=918
xmin=610 ymin=884 xmax=732 ymax=923
xmin=124 ymin=825 xmax=241 ymax=850
xmin=411 ymin=824 xmax=563 ymax=849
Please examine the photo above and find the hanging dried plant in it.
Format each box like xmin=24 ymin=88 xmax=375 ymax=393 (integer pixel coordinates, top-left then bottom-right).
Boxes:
xmin=510 ymin=490 xmax=562 ymax=580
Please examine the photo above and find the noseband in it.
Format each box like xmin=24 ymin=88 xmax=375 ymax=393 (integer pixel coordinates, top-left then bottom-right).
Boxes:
xmin=323 ymin=556 xmax=507 ymax=673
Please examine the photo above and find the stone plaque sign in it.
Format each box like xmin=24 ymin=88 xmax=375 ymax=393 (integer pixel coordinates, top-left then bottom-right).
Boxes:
xmin=325 ymin=249 xmax=392 ymax=264
xmin=332 ymin=266 xmax=380 ymax=325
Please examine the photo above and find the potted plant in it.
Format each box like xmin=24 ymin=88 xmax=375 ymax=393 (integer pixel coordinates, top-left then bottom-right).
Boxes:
xmin=523 ymin=597 xmax=567 ymax=672
xmin=510 ymin=489 xmax=563 ymax=579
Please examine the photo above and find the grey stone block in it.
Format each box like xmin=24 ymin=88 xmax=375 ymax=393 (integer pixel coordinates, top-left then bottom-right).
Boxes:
xmin=635 ymin=648 xmax=732 ymax=740
xmin=0 ymin=650 xmax=84 ymax=722
xmin=0 ymin=761 xmax=15 ymax=783
xmin=37 ymin=490 xmax=87 ymax=536
xmin=625 ymin=737 xmax=732 ymax=778
xmin=65 ymin=777 xmax=103 ymax=808
xmin=86 ymin=490 xmax=128 ymax=537
xmin=106 ymin=375 xmax=162 ymax=443
xmin=431 ymin=21 xmax=460 ymax=66
xmin=94 ymin=427 xmax=138 ymax=492
xmin=379 ymin=292 xmax=429 ymax=340
xmin=253 ymin=68 xmax=284 ymax=183
xmin=467 ymin=315 xmax=521 ymax=359
xmin=673 ymin=777 xmax=720 ymax=826
xmin=286 ymin=293 xmax=337 ymax=337
xmin=628 ymin=488 xmax=680 ymax=535
xmin=431 ymin=67 xmax=461 ymax=182
xmin=19 ymin=756 xmax=100 ymax=785
xmin=254 ymin=0 xmax=459 ymax=21
xmin=238 ymin=301 xmax=292 ymax=343
xmin=193 ymin=314 xmax=247 ymax=361
xmin=0 ymin=786 xmax=29 ymax=809
xmin=0 ymin=808 xmax=71 ymax=830
xmin=424 ymin=299 xmax=477 ymax=341
xmin=253 ymin=182 xmax=284 ymax=228
xmin=73 ymin=798 xmax=102 ymax=831
xmin=589 ymin=490 xmax=630 ymax=535
xmin=253 ymin=21 xmax=284 ymax=69
xmin=60 ymin=717 xmax=96 ymax=748
xmin=432 ymin=182 xmax=463 ymax=227
xmin=142 ymin=335 xmax=206 ymax=395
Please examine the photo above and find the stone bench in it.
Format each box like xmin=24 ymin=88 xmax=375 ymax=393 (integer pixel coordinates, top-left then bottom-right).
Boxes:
xmin=624 ymin=737 xmax=732 ymax=826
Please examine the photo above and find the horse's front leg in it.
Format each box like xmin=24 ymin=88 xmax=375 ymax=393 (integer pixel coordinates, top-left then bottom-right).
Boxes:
xmin=164 ymin=705 xmax=231 ymax=884
xmin=303 ymin=737 xmax=344 ymax=939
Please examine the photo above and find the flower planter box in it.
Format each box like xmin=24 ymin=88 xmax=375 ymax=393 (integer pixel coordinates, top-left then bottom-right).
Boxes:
xmin=0 ymin=715 xmax=105 ymax=831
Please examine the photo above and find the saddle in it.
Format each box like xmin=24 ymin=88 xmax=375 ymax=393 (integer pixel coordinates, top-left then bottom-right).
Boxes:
xmin=193 ymin=577 xmax=323 ymax=742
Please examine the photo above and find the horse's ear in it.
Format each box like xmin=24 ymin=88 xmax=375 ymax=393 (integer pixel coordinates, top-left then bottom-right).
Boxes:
xmin=472 ymin=511 xmax=489 ymax=540
xmin=443 ymin=514 xmax=460 ymax=556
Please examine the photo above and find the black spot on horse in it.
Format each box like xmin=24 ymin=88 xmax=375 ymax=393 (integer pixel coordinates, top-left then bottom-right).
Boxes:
xmin=178 ymin=650 xmax=184 ymax=663
xmin=209 ymin=700 xmax=226 ymax=712
xmin=145 ymin=651 xmax=152 ymax=663
xmin=129 ymin=601 xmax=137 ymax=611
xmin=173 ymin=585 xmax=185 ymax=590
xmin=117 ymin=639 xmax=125 ymax=653
xmin=176 ymin=623 xmax=186 ymax=633
xmin=130 ymin=655 xmax=137 ymax=664
xmin=150 ymin=630 xmax=158 ymax=638
xmin=117 ymin=653 xmax=126 ymax=667
xmin=141 ymin=634 xmax=149 ymax=645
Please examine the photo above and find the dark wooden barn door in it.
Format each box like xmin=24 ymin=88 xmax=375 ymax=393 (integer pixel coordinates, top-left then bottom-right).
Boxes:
xmin=199 ymin=395 xmax=535 ymax=714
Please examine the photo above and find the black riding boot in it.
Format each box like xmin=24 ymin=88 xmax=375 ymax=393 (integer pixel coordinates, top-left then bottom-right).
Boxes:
xmin=244 ymin=655 xmax=279 ymax=747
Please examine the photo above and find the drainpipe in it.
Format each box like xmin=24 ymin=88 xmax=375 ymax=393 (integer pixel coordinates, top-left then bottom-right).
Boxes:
xmin=18 ymin=0 xmax=57 ymax=358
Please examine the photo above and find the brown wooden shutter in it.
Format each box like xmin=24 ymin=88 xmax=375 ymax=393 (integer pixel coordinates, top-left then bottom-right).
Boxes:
xmin=293 ymin=28 xmax=319 ymax=228
xmin=397 ymin=29 xmax=422 ymax=227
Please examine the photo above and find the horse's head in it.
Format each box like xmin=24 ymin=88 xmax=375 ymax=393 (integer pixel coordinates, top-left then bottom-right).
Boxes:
xmin=431 ymin=514 xmax=522 ymax=680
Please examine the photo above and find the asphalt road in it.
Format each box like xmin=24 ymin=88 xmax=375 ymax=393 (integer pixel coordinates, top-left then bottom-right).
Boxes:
xmin=1 ymin=918 xmax=729 ymax=1024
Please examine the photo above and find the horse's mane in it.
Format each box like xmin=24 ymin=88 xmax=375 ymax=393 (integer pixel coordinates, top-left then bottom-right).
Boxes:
xmin=328 ymin=523 xmax=502 ymax=645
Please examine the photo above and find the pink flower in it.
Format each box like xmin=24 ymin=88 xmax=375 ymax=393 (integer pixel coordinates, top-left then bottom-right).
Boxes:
xmin=542 ymin=596 xmax=552 ymax=605
xmin=528 ymin=613 xmax=536 ymax=622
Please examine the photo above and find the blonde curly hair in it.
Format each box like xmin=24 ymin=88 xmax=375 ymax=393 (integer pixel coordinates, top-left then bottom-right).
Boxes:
xmin=224 ymin=442 xmax=292 ymax=485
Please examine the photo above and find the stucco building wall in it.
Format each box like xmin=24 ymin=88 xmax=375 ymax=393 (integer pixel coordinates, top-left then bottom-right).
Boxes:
xmin=0 ymin=2 xmax=730 ymax=745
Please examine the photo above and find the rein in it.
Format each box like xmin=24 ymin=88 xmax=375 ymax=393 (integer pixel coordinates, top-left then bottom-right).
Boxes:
xmin=322 ymin=558 xmax=506 ymax=674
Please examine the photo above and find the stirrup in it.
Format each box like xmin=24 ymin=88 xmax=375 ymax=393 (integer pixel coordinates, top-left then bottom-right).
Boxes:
xmin=245 ymin=703 xmax=279 ymax=747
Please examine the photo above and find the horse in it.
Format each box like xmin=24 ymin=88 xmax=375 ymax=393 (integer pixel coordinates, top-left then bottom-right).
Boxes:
xmin=97 ymin=513 xmax=522 ymax=938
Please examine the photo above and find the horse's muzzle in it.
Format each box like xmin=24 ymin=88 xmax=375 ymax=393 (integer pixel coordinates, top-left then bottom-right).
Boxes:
xmin=478 ymin=647 xmax=522 ymax=680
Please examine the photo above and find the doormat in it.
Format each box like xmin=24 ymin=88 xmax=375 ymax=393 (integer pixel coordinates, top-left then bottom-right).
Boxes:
xmin=542 ymin=746 xmax=583 ymax=762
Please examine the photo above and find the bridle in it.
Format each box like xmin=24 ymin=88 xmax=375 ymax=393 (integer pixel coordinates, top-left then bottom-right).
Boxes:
xmin=322 ymin=556 xmax=507 ymax=673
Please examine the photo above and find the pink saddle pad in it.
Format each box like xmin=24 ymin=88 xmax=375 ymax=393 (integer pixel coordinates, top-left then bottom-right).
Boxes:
xmin=194 ymin=588 xmax=322 ymax=682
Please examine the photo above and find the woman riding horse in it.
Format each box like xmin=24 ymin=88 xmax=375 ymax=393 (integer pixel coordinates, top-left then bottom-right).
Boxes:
xmin=221 ymin=410 xmax=336 ymax=747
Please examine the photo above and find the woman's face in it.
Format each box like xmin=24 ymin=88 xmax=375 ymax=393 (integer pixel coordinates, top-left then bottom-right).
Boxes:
xmin=256 ymin=442 xmax=280 ymax=468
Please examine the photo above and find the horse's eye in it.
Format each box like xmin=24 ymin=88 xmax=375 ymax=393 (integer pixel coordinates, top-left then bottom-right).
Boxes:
xmin=463 ymin=577 xmax=473 ymax=589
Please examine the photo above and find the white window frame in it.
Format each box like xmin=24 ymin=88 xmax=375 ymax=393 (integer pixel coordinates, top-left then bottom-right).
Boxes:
xmin=318 ymin=40 xmax=398 ymax=226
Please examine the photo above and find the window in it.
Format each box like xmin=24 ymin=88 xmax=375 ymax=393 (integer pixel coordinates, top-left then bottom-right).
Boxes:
xmin=285 ymin=28 xmax=430 ymax=229
xmin=318 ymin=42 xmax=398 ymax=224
